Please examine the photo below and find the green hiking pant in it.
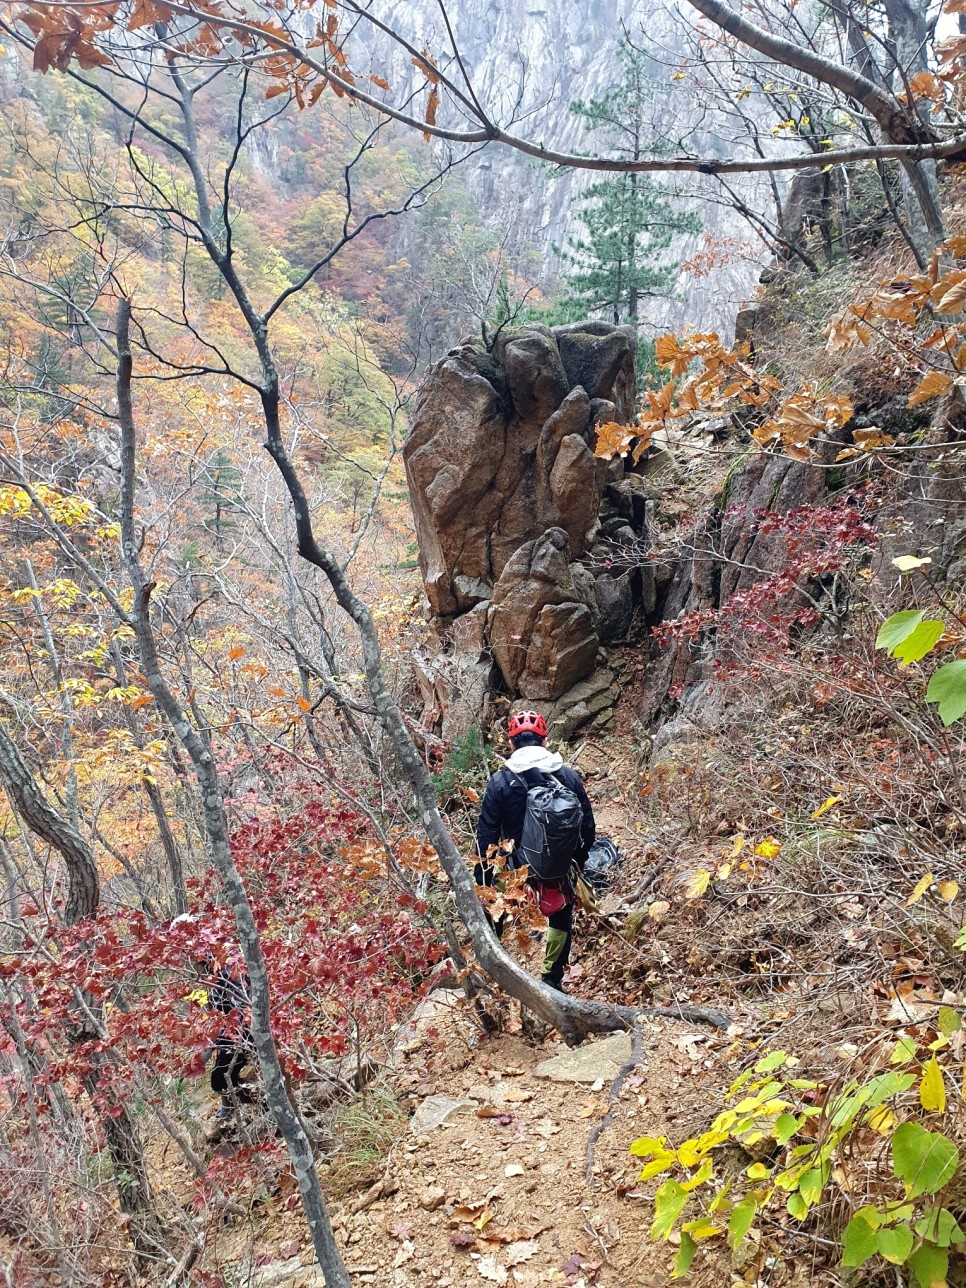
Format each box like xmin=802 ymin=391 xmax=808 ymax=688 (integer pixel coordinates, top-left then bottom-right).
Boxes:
xmin=542 ymin=901 xmax=574 ymax=984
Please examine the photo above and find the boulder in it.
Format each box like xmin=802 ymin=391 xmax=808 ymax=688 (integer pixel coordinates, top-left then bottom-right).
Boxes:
xmin=533 ymin=1031 xmax=635 ymax=1083
xmin=555 ymin=322 xmax=637 ymax=420
xmin=541 ymin=667 xmax=620 ymax=739
xmin=403 ymin=324 xmax=634 ymax=618
xmin=520 ymin=603 xmax=598 ymax=699
xmin=488 ymin=528 xmax=599 ymax=701
xmin=594 ymin=574 xmax=634 ymax=643
xmin=409 ymin=1094 xmax=476 ymax=1136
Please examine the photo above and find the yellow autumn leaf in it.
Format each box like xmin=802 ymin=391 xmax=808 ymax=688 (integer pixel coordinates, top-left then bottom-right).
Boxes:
xmin=474 ymin=1206 xmax=494 ymax=1231
xmin=754 ymin=838 xmax=782 ymax=859
xmin=919 ymin=1056 xmax=946 ymax=1113
xmin=730 ymin=834 xmax=747 ymax=858
xmin=686 ymin=869 xmax=712 ymax=900
xmin=810 ymin=795 xmax=841 ymax=820
xmin=867 ymin=1103 xmax=898 ymax=1135
xmin=185 ymin=989 xmax=209 ymax=1006
xmin=939 ymin=880 xmax=959 ymax=902
xmin=906 ymin=872 xmax=934 ymax=906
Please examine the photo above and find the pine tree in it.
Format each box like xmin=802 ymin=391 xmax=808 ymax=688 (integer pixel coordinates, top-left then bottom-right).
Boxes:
xmin=198 ymin=449 xmax=245 ymax=549
xmin=557 ymin=45 xmax=701 ymax=330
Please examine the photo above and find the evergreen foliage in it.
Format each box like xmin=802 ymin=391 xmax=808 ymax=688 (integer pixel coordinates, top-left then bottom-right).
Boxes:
xmin=556 ymin=45 xmax=701 ymax=328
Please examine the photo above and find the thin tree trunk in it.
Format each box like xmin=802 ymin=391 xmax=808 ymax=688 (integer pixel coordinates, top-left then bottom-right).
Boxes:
xmin=115 ymin=298 xmax=351 ymax=1288
xmin=109 ymin=640 xmax=188 ymax=914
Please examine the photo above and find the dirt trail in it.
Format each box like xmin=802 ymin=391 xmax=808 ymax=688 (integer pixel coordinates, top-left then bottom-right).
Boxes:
xmin=241 ymin=724 xmax=734 ymax=1288
xmin=249 ymin=997 xmax=727 ymax=1288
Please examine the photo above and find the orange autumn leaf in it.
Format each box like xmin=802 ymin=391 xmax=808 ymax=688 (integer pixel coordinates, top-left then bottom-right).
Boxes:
xmin=423 ymin=84 xmax=440 ymax=140
xmin=935 ymin=276 xmax=966 ymax=314
xmin=907 ymin=370 xmax=954 ymax=406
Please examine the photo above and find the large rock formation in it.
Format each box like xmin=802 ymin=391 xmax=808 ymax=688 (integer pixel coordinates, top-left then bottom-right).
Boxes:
xmin=488 ymin=528 xmax=599 ymax=701
xmin=404 ymin=322 xmax=640 ymax=737
xmin=404 ymin=322 xmax=635 ymax=619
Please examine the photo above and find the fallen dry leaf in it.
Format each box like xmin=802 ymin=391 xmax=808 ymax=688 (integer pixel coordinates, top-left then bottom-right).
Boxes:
xmin=450 ymin=1230 xmax=478 ymax=1249
xmin=504 ymin=1163 xmax=525 ymax=1178
xmin=475 ymin=1207 xmax=495 ymax=1232
xmin=388 ymin=1219 xmax=413 ymax=1241
xmin=476 ymin=1252 xmax=509 ymax=1283
xmin=452 ymin=1203 xmax=488 ymax=1222
xmin=533 ymin=1119 xmax=561 ymax=1138
xmin=561 ymin=1249 xmax=602 ymax=1278
xmin=505 ymin=1239 xmax=540 ymax=1266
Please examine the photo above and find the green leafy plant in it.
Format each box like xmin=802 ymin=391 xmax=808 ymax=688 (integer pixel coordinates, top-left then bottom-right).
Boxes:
xmin=431 ymin=726 xmax=491 ymax=804
xmin=875 ymin=556 xmax=966 ymax=726
xmin=632 ymin=1033 xmax=963 ymax=1283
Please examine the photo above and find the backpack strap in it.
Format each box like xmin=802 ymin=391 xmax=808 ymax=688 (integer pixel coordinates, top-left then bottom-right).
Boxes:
xmin=506 ymin=767 xmax=559 ymax=791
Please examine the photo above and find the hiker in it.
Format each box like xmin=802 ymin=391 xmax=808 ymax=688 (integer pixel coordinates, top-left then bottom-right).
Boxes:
xmin=207 ymin=963 xmax=257 ymax=1120
xmin=475 ymin=710 xmax=595 ymax=992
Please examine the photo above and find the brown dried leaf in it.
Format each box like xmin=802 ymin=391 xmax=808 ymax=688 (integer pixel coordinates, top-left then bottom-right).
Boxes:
xmin=936 ymin=277 xmax=966 ymax=314
xmin=450 ymin=1230 xmax=478 ymax=1249
xmin=907 ymin=370 xmax=954 ymax=406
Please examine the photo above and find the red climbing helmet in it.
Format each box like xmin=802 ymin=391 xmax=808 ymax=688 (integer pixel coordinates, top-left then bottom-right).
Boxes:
xmin=508 ymin=709 xmax=547 ymax=740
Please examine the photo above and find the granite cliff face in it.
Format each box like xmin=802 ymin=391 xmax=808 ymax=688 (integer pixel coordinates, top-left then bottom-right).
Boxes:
xmin=343 ymin=0 xmax=767 ymax=338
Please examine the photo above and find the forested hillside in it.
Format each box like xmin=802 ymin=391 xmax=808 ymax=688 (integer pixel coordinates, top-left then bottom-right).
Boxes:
xmin=0 ymin=1 xmax=964 ymax=1286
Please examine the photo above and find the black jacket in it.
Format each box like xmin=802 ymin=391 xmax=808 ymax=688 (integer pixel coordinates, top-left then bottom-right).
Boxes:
xmin=475 ymin=764 xmax=595 ymax=870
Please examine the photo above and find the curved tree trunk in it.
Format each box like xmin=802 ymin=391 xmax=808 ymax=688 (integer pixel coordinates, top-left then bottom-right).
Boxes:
xmin=259 ymin=394 xmax=728 ymax=1044
xmin=0 ymin=723 xmax=99 ymax=922
xmin=0 ymin=721 xmax=161 ymax=1253
xmin=684 ymin=0 xmax=945 ymax=261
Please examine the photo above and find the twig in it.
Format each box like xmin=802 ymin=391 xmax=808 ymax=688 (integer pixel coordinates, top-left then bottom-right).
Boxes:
xmin=624 ymin=855 xmax=672 ymax=907
xmin=345 ymin=1174 xmax=399 ymax=1215
xmin=585 ymin=1024 xmax=645 ymax=1186
xmin=164 ymin=1239 xmax=201 ymax=1287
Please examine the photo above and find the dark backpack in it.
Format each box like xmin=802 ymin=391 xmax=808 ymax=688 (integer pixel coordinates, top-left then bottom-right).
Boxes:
xmin=584 ymin=836 xmax=621 ymax=893
xmin=509 ymin=769 xmax=584 ymax=880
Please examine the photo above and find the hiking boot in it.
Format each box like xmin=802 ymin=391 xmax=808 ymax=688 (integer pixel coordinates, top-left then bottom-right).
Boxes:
xmin=541 ymin=975 xmax=567 ymax=994
xmin=214 ymin=1104 xmax=234 ymax=1121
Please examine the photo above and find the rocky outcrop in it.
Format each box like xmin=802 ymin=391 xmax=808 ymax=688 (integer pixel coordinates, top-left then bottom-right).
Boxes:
xmin=487 ymin=528 xmax=599 ymax=701
xmin=413 ymin=603 xmax=494 ymax=743
xmin=405 ymin=322 xmax=654 ymax=739
xmin=404 ymin=322 xmax=635 ymax=619
xmin=541 ymin=667 xmax=621 ymax=739
xmin=640 ymin=449 xmax=830 ymax=724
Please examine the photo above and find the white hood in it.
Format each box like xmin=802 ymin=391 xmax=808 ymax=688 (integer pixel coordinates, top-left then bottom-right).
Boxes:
xmin=504 ymin=746 xmax=564 ymax=774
